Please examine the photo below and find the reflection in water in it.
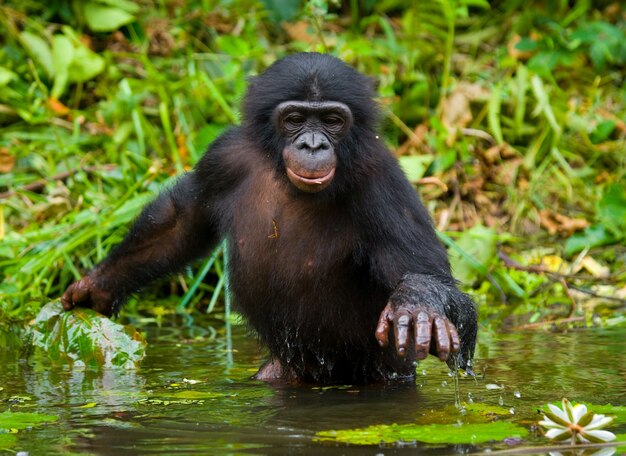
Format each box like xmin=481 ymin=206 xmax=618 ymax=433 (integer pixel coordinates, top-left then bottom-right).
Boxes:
xmin=1 ymin=322 xmax=625 ymax=455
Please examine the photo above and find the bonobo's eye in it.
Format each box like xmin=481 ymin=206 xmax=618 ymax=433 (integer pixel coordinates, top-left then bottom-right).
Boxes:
xmin=322 ymin=115 xmax=344 ymax=127
xmin=284 ymin=113 xmax=306 ymax=129
xmin=322 ymin=114 xmax=346 ymax=134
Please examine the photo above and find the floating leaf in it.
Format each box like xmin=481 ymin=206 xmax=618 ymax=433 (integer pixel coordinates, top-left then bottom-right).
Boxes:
xmin=31 ymin=301 xmax=146 ymax=369
xmin=0 ymin=433 xmax=16 ymax=450
xmin=0 ymin=411 xmax=58 ymax=431
xmin=315 ymin=421 xmax=528 ymax=445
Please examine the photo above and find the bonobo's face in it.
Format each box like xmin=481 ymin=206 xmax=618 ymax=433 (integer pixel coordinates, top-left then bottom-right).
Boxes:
xmin=273 ymin=101 xmax=353 ymax=193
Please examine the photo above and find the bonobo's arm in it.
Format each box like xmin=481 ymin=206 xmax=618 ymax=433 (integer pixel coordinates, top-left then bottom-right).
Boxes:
xmin=61 ymin=173 xmax=221 ymax=316
xmin=359 ymin=156 xmax=477 ymax=371
xmin=61 ymin=130 xmax=244 ymax=316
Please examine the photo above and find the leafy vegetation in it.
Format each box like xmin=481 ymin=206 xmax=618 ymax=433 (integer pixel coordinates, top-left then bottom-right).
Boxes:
xmin=0 ymin=0 xmax=624 ymax=333
xmin=31 ymin=301 xmax=146 ymax=368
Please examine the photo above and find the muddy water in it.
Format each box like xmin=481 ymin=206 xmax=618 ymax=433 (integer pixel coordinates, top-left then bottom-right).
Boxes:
xmin=1 ymin=320 xmax=626 ymax=455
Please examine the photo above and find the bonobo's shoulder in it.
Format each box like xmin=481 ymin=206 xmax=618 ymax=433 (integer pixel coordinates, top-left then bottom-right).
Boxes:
xmin=206 ymin=126 xmax=246 ymax=154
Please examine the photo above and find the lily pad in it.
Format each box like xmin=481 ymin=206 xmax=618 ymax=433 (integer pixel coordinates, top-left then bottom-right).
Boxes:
xmin=0 ymin=411 xmax=58 ymax=431
xmin=0 ymin=433 xmax=17 ymax=450
xmin=315 ymin=421 xmax=528 ymax=445
xmin=31 ymin=301 xmax=146 ymax=369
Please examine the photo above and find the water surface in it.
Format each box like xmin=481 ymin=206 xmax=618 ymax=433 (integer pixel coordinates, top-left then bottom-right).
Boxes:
xmin=2 ymin=319 xmax=625 ymax=455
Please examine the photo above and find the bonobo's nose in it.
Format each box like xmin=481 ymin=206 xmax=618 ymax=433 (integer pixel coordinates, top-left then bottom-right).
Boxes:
xmin=296 ymin=132 xmax=330 ymax=152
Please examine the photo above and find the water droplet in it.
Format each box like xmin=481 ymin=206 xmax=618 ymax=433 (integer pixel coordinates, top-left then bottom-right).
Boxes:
xmin=514 ymin=390 xmax=521 ymax=398
xmin=441 ymin=381 xmax=448 ymax=387
xmin=498 ymin=396 xmax=504 ymax=406
xmin=509 ymin=408 xmax=515 ymax=414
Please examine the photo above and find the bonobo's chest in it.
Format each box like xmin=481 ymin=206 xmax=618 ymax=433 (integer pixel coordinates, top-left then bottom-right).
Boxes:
xmin=227 ymin=170 xmax=357 ymax=292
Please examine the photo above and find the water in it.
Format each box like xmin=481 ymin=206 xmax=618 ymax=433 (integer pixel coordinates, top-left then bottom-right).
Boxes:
xmin=2 ymin=319 xmax=626 ymax=455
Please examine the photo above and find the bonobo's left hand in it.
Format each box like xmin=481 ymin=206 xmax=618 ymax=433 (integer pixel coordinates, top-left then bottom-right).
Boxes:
xmin=375 ymin=302 xmax=460 ymax=362
xmin=61 ymin=275 xmax=116 ymax=317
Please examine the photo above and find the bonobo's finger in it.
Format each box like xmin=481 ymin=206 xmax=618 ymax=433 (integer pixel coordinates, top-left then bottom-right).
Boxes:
xmin=375 ymin=303 xmax=393 ymax=347
xmin=72 ymin=278 xmax=91 ymax=302
xmin=414 ymin=310 xmax=432 ymax=360
xmin=449 ymin=325 xmax=461 ymax=354
xmin=433 ymin=316 xmax=451 ymax=361
xmin=61 ymin=285 xmax=76 ymax=310
xmin=61 ymin=278 xmax=92 ymax=311
xmin=393 ymin=311 xmax=412 ymax=357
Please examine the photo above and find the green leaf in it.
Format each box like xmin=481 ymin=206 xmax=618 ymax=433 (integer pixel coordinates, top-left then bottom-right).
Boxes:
xmin=0 ymin=67 xmax=17 ymax=86
xmin=488 ymin=84 xmax=503 ymax=144
xmin=530 ymin=75 xmax=561 ymax=137
xmin=564 ymin=224 xmax=616 ymax=257
xmin=315 ymin=421 xmax=528 ymax=445
xmin=0 ymin=411 xmax=58 ymax=431
xmin=590 ymin=120 xmax=616 ymax=144
xmin=449 ymin=225 xmax=497 ymax=285
xmin=31 ymin=301 xmax=147 ymax=369
xmin=51 ymin=34 xmax=74 ymax=98
xmin=83 ymin=3 xmax=136 ymax=32
xmin=68 ymin=39 xmax=106 ymax=83
xmin=260 ymin=0 xmax=301 ymax=22
xmin=399 ymin=155 xmax=433 ymax=182
xmin=514 ymin=38 xmax=538 ymax=52
xmin=597 ymin=183 xmax=626 ymax=238
xmin=19 ymin=31 xmax=54 ymax=78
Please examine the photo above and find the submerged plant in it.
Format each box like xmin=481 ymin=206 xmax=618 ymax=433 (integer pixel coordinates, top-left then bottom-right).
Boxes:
xmin=539 ymin=399 xmax=616 ymax=445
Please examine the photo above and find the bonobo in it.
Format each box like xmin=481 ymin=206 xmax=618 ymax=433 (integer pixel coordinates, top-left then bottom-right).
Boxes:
xmin=62 ymin=53 xmax=477 ymax=383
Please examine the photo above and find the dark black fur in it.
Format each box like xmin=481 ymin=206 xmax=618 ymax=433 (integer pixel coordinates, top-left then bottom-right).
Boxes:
xmin=62 ymin=53 xmax=477 ymax=383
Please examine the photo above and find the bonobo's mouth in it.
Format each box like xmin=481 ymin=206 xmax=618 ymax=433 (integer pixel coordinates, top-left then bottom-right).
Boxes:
xmin=286 ymin=167 xmax=335 ymax=193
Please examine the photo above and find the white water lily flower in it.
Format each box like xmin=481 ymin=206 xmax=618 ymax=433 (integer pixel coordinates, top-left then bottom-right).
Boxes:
xmin=539 ymin=399 xmax=616 ymax=445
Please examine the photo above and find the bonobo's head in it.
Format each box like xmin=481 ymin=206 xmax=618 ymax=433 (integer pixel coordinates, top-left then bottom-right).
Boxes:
xmin=243 ymin=53 xmax=380 ymax=194
xmin=273 ymin=100 xmax=352 ymax=192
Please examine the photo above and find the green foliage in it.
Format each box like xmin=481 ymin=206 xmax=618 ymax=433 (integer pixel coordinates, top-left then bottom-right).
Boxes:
xmin=399 ymin=155 xmax=433 ymax=182
xmin=31 ymin=301 xmax=146 ymax=369
xmin=0 ymin=0 xmax=624 ymax=328
xmin=449 ymin=225 xmax=497 ymax=285
xmin=565 ymin=184 xmax=626 ymax=256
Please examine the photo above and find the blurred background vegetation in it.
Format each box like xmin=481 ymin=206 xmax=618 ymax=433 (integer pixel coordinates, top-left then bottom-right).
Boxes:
xmin=0 ymin=0 xmax=625 ymax=336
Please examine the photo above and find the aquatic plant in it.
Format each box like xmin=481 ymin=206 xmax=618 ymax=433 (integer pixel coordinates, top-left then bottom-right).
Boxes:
xmin=539 ymin=399 xmax=616 ymax=445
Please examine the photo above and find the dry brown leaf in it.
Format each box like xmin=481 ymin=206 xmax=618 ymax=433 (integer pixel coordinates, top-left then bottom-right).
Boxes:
xmin=48 ymin=98 xmax=70 ymax=116
xmin=283 ymin=21 xmax=316 ymax=44
xmin=540 ymin=209 xmax=589 ymax=236
xmin=441 ymin=91 xmax=472 ymax=146
xmin=0 ymin=148 xmax=15 ymax=173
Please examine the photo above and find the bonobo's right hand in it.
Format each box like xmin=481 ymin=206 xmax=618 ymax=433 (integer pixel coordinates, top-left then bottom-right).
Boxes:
xmin=61 ymin=275 xmax=115 ymax=317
